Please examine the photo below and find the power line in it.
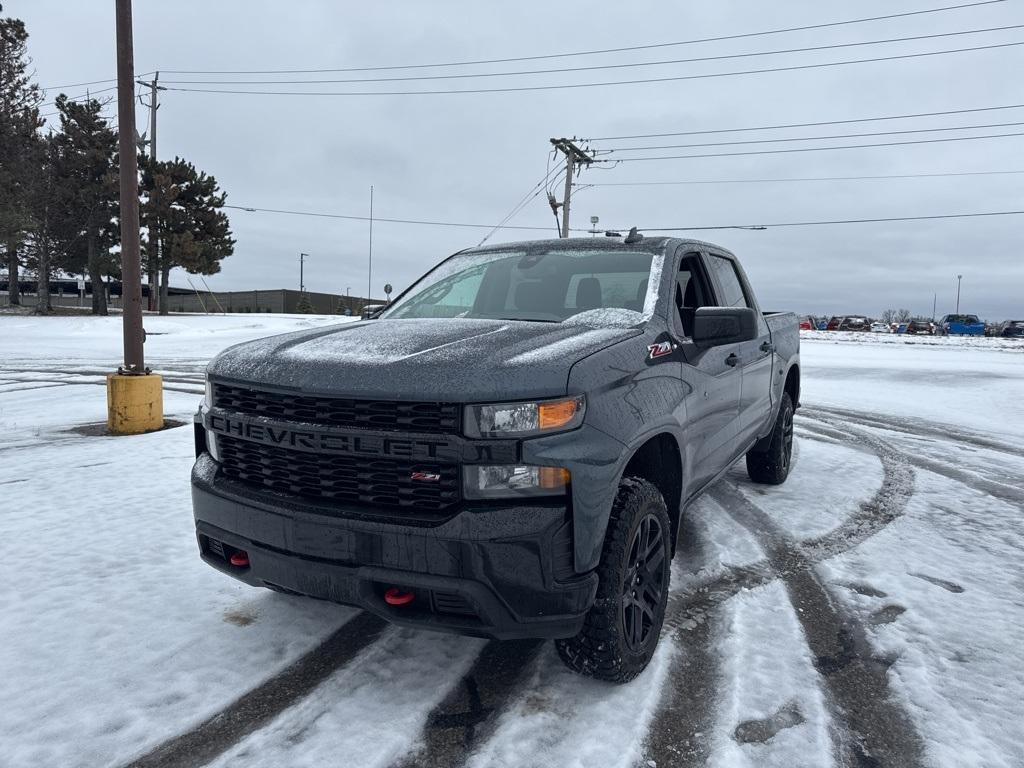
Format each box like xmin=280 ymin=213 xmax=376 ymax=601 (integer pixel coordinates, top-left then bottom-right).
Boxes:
xmin=594 ymin=130 xmax=1024 ymax=162
xmin=223 ymin=203 xmax=1024 ymax=235
xmin=585 ymin=169 xmax=1024 ymax=186
xmin=156 ymin=24 xmax=1024 ymax=85
xmin=158 ymin=1 xmax=1006 ymax=74
xmin=586 ymin=102 xmax=1024 ymax=141
xmin=40 ymin=84 xmax=119 ymax=108
xmin=628 ymin=210 xmax=1024 ymax=232
xmin=161 ymin=40 xmax=1024 ymax=97
xmin=223 ymin=204 xmax=587 ymax=232
xmin=602 ymin=120 xmax=1024 ymax=152
xmin=478 ymin=165 xmax=564 ymax=245
xmin=39 ymin=72 xmax=153 ymax=92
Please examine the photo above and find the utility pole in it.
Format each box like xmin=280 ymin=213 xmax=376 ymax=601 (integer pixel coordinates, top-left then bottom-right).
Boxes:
xmin=300 ymin=252 xmax=308 ymax=293
xmin=137 ymin=71 xmax=164 ymax=310
xmin=367 ymin=185 xmax=374 ymax=306
xmin=549 ymin=138 xmax=594 ymax=238
xmin=956 ymin=274 xmax=963 ymax=313
xmin=109 ymin=0 xmax=163 ymax=434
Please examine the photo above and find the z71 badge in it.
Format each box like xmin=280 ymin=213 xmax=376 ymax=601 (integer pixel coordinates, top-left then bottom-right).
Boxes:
xmin=647 ymin=341 xmax=675 ymax=360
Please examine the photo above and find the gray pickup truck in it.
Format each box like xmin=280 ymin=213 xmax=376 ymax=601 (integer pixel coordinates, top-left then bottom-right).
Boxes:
xmin=192 ymin=235 xmax=799 ymax=682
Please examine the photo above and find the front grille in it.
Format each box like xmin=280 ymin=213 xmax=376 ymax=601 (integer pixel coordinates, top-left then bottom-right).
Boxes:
xmin=217 ymin=434 xmax=460 ymax=512
xmin=213 ymin=383 xmax=460 ymax=435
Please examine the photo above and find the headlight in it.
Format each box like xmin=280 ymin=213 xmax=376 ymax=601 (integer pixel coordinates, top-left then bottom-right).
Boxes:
xmin=464 ymin=465 xmax=570 ymax=499
xmin=464 ymin=395 xmax=585 ymax=438
xmin=201 ymin=379 xmax=220 ymax=461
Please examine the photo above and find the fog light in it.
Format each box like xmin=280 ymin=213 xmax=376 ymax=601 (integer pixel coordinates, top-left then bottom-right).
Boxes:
xmin=464 ymin=465 xmax=570 ymax=499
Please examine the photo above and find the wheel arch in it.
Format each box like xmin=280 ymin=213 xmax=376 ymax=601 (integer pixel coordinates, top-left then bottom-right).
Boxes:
xmin=784 ymin=362 xmax=800 ymax=408
xmin=619 ymin=431 xmax=684 ymax=554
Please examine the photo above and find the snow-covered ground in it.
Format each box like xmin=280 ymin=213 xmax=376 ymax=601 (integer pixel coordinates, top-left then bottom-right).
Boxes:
xmin=1 ymin=317 xmax=1022 ymax=768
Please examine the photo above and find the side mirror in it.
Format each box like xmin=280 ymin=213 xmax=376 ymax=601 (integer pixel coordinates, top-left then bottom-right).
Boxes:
xmin=692 ymin=306 xmax=758 ymax=348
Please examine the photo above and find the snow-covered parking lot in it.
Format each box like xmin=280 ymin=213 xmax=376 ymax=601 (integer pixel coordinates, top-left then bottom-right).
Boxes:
xmin=2 ymin=317 xmax=1023 ymax=768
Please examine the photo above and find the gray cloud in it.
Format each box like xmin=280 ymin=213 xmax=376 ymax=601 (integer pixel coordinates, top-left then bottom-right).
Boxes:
xmin=15 ymin=0 xmax=1024 ymax=320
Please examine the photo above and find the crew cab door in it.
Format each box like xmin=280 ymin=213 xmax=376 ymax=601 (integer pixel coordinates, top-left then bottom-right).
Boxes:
xmin=705 ymin=251 xmax=774 ymax=450
xmin=672 ymin=251 xmax=743 ymax=491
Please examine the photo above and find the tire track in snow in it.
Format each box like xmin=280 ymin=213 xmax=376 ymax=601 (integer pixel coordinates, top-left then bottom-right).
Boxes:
xmin=802 ymin=405 xmax=1024 ymax=459
xmin=392 ymin=639 xmax=545 ymax=768
xmin=711 ymin=481 xmax=925 ymax=768
xmin=121 ymin=612 xmax=387 ymax=768
xmin=644 ymin=508 xmax=774 ymax=768
xmin=801 ymin=414 xmax=1024 ymax=510
xmin=796 ymin=418 xmax=916 ymax=562
xmin=645 ymin=417 xmax=916 ymax=767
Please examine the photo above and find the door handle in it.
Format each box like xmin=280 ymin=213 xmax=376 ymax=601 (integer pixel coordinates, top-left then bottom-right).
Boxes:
xmin=760 ymin=341 xmax=775 ymax=354
xmin=725 ymin=353 xmax=740 ymax=367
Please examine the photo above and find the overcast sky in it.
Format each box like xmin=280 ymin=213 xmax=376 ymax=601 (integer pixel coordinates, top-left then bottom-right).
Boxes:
xmin=10 ymin=0 xmax=1024 ymax=319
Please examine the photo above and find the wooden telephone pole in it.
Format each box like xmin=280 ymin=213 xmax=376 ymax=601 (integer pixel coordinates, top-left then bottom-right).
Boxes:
xmin=549 ymin=138 xmax=594 ymax=238
xmin=137 ymin=71 xmax=164 ymax=310
xmin=108 ymin=0 xmax=163 ymax=434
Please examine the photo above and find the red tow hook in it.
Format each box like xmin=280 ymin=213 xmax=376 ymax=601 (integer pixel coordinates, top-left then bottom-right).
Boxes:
xmin=384 ymin=587 xmax=415 ymax=606
xmin=229 ymin=551 xmax=250 ymax=567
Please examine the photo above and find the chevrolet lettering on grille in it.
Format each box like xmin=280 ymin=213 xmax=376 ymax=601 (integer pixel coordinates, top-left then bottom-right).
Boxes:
xmin=206 ymin=412 xmax=457 ymax=461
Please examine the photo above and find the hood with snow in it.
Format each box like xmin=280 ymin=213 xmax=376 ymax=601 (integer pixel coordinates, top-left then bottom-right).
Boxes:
xmin=207 ymin=316 xmax=642 ymax=401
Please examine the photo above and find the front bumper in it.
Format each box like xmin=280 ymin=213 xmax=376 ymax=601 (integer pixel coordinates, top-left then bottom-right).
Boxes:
xmin=191 ymin=454 xmax=597 ymax=639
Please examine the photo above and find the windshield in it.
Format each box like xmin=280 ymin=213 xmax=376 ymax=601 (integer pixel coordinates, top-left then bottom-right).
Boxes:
xmin=382 ymin=248 xmax=659 ymax=325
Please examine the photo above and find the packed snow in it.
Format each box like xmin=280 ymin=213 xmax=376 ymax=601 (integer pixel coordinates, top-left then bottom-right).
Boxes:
xmin=1 ymin=315 xmax=1023 ymax=767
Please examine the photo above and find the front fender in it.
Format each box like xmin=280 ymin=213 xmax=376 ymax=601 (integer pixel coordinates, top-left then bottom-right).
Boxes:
xmin=522 ymin=425 xmax=625 ymax=574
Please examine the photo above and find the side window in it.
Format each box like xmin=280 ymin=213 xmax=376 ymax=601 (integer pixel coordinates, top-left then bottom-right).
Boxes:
xmin=675 ymin=254 xmax=712 ymax=337
xmin=707 ymin=255 xmax=750 ymax=309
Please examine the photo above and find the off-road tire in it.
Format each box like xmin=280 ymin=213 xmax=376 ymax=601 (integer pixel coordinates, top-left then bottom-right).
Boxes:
xmin=746 ymin=392 xmax=794 ymax=485
xmin=555 ymin=477 xmax=672 ymax=683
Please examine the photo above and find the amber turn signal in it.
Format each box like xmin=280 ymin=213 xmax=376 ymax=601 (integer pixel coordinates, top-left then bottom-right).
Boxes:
xmin=538 ymin=397 xmax=583 ymax=430
xmin=539 ymin=467 xmax=571 ymax=489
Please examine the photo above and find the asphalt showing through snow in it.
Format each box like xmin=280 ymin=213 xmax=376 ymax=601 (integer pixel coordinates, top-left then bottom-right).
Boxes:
xmin=123 ymin=613 xmax=389 ymax=768
xmin=81 ymin=403 xmax=1016 ymax=768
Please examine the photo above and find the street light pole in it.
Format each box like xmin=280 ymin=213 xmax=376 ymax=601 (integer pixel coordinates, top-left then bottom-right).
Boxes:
xmin=300 ymin=252 xmax=308 ymax=293
xmin=956 ymin=274 xmax=963 ymax=314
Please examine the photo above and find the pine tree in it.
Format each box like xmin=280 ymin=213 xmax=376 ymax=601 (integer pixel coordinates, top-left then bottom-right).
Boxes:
xmin=50 ymin=95 xmax=120 ymax=315
xmin=140 ymin=157 xmax=235 ymax=315
xmin=25 ymin=132 xmax=55 ymax=313
xmin=295 ymin=292 xmax=314 ymax=314
xmin=0 ymin=5 xmax=44 ymax=306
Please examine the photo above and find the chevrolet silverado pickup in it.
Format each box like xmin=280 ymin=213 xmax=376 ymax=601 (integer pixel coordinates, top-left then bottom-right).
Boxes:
xmin=192 ymin=235 xmax=800 ymax=682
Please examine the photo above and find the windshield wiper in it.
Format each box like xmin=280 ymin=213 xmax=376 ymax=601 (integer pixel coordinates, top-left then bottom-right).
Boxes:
xmin=493 ymin=316 xmax=560 ymax=323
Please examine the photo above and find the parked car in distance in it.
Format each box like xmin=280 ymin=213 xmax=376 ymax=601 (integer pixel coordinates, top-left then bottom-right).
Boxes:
xmin=839 ymin=316 xmax=868 ymax=331
xmin=799 ymin=316 xmax=815 ymax=331
xmin=360 ymin=303 xmax=387 ymax=319
xmin=999 ymin=320 xmax=1024 ymax=338
xmin=937 ymin=313 xmax=985 ymax=336
xmin=826 ymin=316 xmax=843 ymax=331
xmin=905 ymin=319 xmax=934 ymax=335
xmin=869 ymin=321 xmax=890 ymax=333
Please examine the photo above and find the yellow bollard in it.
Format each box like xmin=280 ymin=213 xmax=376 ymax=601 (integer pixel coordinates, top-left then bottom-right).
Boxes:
xmin=106 ymin=373 xmax=164 ymax=434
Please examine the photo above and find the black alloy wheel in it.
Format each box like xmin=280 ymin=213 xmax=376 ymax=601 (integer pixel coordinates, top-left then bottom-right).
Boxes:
xmin=622 ymin=513 xmax=667 ymax=651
